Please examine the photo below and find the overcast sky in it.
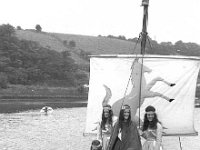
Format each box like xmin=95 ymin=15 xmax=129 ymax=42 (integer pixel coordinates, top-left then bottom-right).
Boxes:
xmin=1 ymin=0 xmax=200 ymax=44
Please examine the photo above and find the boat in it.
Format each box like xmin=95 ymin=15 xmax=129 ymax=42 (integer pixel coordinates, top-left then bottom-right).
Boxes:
xmin=40 ymin=106 xmax=54 ymax=114
xmin=84 ymin=0 xmax=200 ymax=149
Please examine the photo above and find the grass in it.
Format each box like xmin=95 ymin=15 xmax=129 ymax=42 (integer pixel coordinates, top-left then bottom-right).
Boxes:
xmin=0 ymin=84 xmax=88 ymax=113
xmin=0 ymin=84 xmax=88 ymax=99
xmin=15 ymin=30 xmax=140 ymax=65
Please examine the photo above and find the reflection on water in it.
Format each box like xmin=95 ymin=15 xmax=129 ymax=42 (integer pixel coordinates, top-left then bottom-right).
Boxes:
xmin=0 ymin=107 xmax=200 ymax=150
xmin=0 ymin=108 xmax=93 ymax=150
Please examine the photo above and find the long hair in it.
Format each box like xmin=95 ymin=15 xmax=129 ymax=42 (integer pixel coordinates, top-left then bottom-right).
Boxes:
xmin=142 ymin=113 xmax=158 ymax=131
xmin=118 ymin=105 xmax=131 ymax=130
xmin=101 ymin=106 xmax=113 ymax=130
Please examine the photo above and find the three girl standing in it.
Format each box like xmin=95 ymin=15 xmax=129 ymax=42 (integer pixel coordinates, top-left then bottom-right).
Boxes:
xmin=96 ymin=105 xmax=163 ymax=150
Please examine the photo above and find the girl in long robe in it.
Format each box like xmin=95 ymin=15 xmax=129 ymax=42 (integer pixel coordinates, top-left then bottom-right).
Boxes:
xmin=97 ymin=104 xmax=116 ymax=150
xmin=141 ymin=105 xmax=163 ymax=150
xmin=107 ymin=104 xmax=142 ymax=150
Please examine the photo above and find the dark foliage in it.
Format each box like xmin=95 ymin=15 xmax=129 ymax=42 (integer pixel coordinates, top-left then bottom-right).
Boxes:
xmin=35 ymin=24 xmax=42 ymax=32
xmin=0 ymin=24 xmax=88 ymax=87
xmin=108 ymin=34 xmax=200 ymax=56
xmin=69 ymin=40 xmax=76 ymax=48
xmin=0 ymin=72 xmax=8 ymax=88
xmin=17 ymin=26 xmax=22 ymax=30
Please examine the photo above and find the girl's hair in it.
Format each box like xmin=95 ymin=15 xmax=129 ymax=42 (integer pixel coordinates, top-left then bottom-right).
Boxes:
xmin=101 ymin=105 xmax=113 ymax=130
xmin=142 ymin=105 xmax=159 ymax=131
xmin=118 ymin=104 xmax=131 ymax=130
xmin=145 ymin=105 xmax=156 ymax=112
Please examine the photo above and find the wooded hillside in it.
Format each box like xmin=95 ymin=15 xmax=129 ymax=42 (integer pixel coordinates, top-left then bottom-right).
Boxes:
xmin=1 ymin=24 xmax=200 ymax=90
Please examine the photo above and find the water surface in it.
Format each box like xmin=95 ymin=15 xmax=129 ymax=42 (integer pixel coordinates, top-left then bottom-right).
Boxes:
xmin=0 ymin=107 xmax=199 ymax=150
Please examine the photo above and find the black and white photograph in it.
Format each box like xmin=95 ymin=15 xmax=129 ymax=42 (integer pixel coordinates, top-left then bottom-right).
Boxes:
xmin=0 ymin=0 xmax=200 ymax=150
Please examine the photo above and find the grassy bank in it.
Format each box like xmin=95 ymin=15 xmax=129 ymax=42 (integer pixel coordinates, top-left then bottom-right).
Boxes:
xmin=0 ymin=85 xmax=88 ymax=113
xmin=0 ymin=85 xmax=88 ymax=99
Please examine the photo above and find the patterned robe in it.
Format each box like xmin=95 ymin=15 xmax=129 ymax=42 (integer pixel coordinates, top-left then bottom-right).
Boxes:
xmin=107 ymin=121 xmax=142 ymax=150
xmin=142 ymin=123 xmax=163 ymax=150
xmin=97 ymin=117 xmax=117 ymax=150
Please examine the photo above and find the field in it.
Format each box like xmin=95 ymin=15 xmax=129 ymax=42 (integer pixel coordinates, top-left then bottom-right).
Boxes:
xmin=15 ymin=30 xmax=140 ymax=65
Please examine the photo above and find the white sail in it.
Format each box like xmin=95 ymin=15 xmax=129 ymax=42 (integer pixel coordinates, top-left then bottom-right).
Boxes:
xmin=85 ymin=55 xmax=200 ymax=136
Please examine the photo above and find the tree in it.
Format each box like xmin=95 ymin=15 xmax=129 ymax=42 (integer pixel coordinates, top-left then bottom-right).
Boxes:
xmin=63 ymin=40 xmax=67 ymax=46
xmin=118 ymin=35 xmax=126 ymax=40
xmin=17 ymin=26 xmax=22 ymax=30
xmin=69 ymin=40 xmax=76 ymax=48
xmin=35 ymin=24 xmax=42 ymax=32
xmin=0 ymin=72 xmax=8 ymax=88
xmin=0 ymin=24 xmax=15 ymax=37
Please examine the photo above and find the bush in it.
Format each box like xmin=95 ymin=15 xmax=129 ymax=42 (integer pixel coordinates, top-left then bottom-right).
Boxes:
xmin=17 ymin=26 xmax=22 ymax=30
xmin=0 ymin=73 xmax=8 ymax=88
xmin=35 ymin=24 xmax=42 ymax=32
xmin=69 ymin=40 xmax=76 ymax=48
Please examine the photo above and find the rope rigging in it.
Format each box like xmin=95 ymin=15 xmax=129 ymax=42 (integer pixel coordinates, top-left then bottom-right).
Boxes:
xmin=107 ymin=1 xmax=150 ymax=149
xmin=119 ymin=0 xmax=150 ymax=127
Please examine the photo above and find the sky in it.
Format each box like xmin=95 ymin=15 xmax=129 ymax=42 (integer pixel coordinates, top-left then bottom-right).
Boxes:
xmin=1 ymin=0 xmax=200 ymax=44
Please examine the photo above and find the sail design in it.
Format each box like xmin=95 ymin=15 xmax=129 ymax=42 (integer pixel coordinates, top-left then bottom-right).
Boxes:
xmin=85 ymin=55 xmax=200 ymax=136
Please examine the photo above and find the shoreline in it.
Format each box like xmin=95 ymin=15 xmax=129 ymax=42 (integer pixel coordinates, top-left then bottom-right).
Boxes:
xmin=1 ymin=94 xmax=199 ymax=113
xmin=0 ymin=96 xmax=88 ymax=113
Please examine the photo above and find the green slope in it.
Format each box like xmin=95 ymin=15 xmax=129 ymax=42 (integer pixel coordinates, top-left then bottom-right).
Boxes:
xmin=15 ymin=30 xmax=140 ymax=64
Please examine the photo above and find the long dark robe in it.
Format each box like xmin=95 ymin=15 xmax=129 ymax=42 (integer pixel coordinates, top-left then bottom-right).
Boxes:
xmin=107 ymin=121 xmax=142 ymax=150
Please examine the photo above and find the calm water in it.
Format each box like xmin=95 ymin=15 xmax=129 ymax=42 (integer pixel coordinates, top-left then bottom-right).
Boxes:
xmin=0 ymin=107 xmax=200 ymax=150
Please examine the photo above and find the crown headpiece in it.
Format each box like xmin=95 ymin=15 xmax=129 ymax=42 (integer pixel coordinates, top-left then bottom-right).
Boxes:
xmin=103 ymin=105 xmax=111 ymax=112
xmin=121 ymin=105 xmax=131 ymax=110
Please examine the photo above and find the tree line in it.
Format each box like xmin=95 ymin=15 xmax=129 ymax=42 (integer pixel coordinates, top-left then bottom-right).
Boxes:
xmin=100 ymin=34 xmax=200 ymax=56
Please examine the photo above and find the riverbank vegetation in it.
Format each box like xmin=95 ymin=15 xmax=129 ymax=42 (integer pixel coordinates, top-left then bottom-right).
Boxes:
xmin=0 ymin=24 xmax=88 ymax=92
xmin=0 ymin=84 xmax=87 ymax=99
xmin=1 ymin=23 xmax=200 ymax=99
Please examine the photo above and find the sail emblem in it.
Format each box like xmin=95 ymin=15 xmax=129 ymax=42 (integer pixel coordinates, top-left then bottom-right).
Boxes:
xmin=103 ymin=58 xmax=175 ymax=123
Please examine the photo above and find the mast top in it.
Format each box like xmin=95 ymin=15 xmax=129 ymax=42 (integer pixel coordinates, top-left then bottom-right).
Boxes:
xmin=140 ymin=0 xmax=149 ymax=55
xmin=142 ymin=0 xmax=149 ymax=6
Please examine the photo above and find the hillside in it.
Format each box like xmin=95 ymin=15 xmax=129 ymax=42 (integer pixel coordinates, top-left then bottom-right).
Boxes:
xmin=2 ymin=28 xmax=200 ymax=100
xmin=15 ymin=30 xmax=140 ymax=64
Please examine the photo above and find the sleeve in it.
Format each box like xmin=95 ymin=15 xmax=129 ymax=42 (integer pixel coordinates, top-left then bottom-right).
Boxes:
xmin=112 ymin=116 xmax=118 ymax=126
xmin=107 ymin=121 xmax=119 ymax=150
xmin=96 ymin=122 xmax=102 ymax=141
xmin=155 ymin=123 xmax=163 ymax=150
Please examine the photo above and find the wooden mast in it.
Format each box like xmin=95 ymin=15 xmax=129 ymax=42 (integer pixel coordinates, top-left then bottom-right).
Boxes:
xmin=107 ymin=1 xmax=150 ymax=149
xmin=141 ymin=0 xmax=149 ymax=55
xmin=138 ymin=0 xmax=149 ymax=127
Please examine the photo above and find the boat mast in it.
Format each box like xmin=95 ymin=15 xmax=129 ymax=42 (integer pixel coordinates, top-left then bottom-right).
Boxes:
xmin=138 ymin=0 xmax=149 ymax=127
xmin=141 ymin=0 xmax=149 ymax=54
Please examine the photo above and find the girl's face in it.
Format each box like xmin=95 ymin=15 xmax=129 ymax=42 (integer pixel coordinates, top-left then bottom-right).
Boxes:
xmin=146 ymin=111 xmax=155 ymax=121
xmin=103 ymin=110 xmax=109 ymax=118
xmin=123 ymin=109 xmax=130 ymax=120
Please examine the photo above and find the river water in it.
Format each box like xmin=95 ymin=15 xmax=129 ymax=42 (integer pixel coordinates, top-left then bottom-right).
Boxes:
xmin=0 ymin=107 xmax=200 ymax=150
